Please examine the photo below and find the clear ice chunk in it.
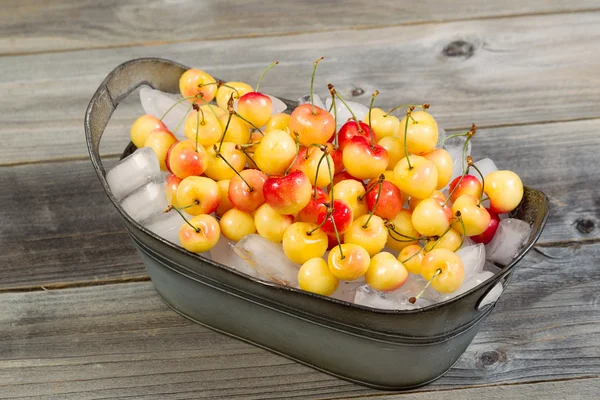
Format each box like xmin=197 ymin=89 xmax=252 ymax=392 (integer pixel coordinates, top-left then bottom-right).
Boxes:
xmin=456 ymin=243 xmax=486 ymax=282
xmin=483 ymin=261 xmax=502 ymax=274
xmin=354 ymin=285 xmax=434 ymax=310
xmin=331 ymin=279 xmax=364 ymax=302
xmin=486 ymin=218 xmax=531 ymax=265
xmin=106 ymin=147 xmax=162 ymax=201
xmin=297 ymin=94 xmax=326 ymax=110
xmin=394 ymin=273 xmax=441 ymax=302
xmin=473 ymin=158 xmax=498 ymax=183
xmin=140 ymin=87 xmax=189 ymax=139
xmin=143 ymin=210 xmax=192 ymax=245
xmin=234 ymin=234 xmax=300 ymax=287
xmin=443 ymin=135 xmax=472 ymax=185
xmin=211 ymin=236 xmax=259 ymax=278
xmin=325 ymin=97 xmax=368 ymax=129
xmin=120 ymin=178 xmax=167 ymax=223
xmin=440 ymin=271 xmax=494 ymax=302
xmin=267 ymin=94 xmax=288 ymax=114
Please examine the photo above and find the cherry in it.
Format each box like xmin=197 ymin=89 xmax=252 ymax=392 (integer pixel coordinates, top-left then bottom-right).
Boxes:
xmin=297 ymin=187 xmax=329 ymax=224
xmin=282 ymin=222 xmax=328 ymax=264
xmin=365 ymin=177 xmax=403 ymax=220
xmin=176 ymin=176 xmax=221 ymax=216
xmin=220 ymin=209 xmax=256 ymax=242
xmin=316 ymin=200 xmax=354 ymax=236
xmin=179 ymin=214 xmax=220 ymax=253
xmin=263 ymin=170 xmax=312 ymax=215
xmin=337 ymin=121 xmax=370 ymax=150
xmin=327 ymin=243 xmax=371 ymax=281
xmin=470 ymin=208 xmax=500 ymax=245
xmin=420 ymin=249 xmax=464 ymax=293
xmin=484 ymin=170 xmax=524 ymax=214
xmin=366 ymin=252 xmax=408 ymax=292
xmin=298 ymin=258 xmax=339 ymax=296
xmin=130 ymin=114 xmax=167 ymax=148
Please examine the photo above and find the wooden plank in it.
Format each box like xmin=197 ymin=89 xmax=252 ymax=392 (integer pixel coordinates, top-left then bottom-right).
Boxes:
xmin=2 ymin=0 xmax=599 ymax=55
xmin=350 ymin=378 xmax=600 ymax=400
xmin=3 ymin=11 xmax=600 ymax=164
xmin=0 ymin=241 xmax=598 ymax=399
xmin=0 ymin=116 xmax=597 ymax=289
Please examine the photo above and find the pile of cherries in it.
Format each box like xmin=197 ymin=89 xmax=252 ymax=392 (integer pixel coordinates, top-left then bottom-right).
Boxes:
xmin=130 ymin=58 xmax=524 ymax=300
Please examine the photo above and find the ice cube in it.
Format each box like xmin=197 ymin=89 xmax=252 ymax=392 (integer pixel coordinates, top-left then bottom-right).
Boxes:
xmin=483 ymin=261 xmax=502 ymax=274
xmin=211 ymin=236 xmax=259 ymax=278
xmin=440 ymin=271 xmax=494 ymax=302
xmin=325 ymin=98 xmax=368 ymax=129
xmin=460 ymin=236 xmax=475 ymax=249
xmin=473 ymin=158 xmax=498 ymax=183
xmin=120 ymin=178 xmax=167 ymax=223
xmin=106 ymin=147 xmax=162 ymax=201
xmin=331 ymin=279 xmax=364 ymax=302
xmin=234 ymin=234 xmax=300 ymax=287
xmin=143 ymin=210 xmax=192 ymax=245
xmin=354 ymin=285 xmax=434 ymax=310
xmin=456 ymin=243 xmax=486 ymax=282
xmin=443 ymin=135 xmax=472 ymax=185
xmin=140 ymin=87 xmax=190 ymax=139
xmin=393 ymin=273 xmax=440 ymax=302
xmin=486 ymin=218 xmax=531 ymax=265
xmin=437 ymin=127 xmax=446 ymax=145
xmin=267 ymin=94 xmax=288 ymax=114
xmin=297 ymin=94 xmax=326 ymax=110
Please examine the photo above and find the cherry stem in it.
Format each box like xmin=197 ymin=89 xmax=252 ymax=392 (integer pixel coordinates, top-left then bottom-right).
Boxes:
xmin=437 ymin=131 xmax=469 ymax=147
xmin=160 ymin=95 xmax=201 ymax=121
xmin=255 ymin=61 xmax=278 ymax=93
xmin=468 ymin=159 xmax=486 ymax=200
xmin=443 ymin=135 xmax=475 ymax=207
xmin=307 ymin=209 xmax=331 ymax=235
xmin=164 ymin=200 xmax=199 ymax=213
xmin=167 ymin=205 xmax=200 ymax=233
xmin=385 ymin=103 xmax=429 ymax=117
xmin=330 ymin=212 xmax=344 ymax=260
xmin=239 ymin=147 xmax=257 ymax=169
xmin=358 ymin=176 xmax=383 ymax=201
xmin=427 ymin=225 xmax=453 ymax=251
xmin=325 ymin=151 xmax=335 ymax=203
xmin=386 ymin=225 xmax=422 ymax=242
xmin=198 ymin=82 xmax=239 ymax=95
xmin=310 ymin=57 xmax=324 ymax=115
xmin=403 ymin=109 xmax=413 ymax=170
xmin=331 ymin=94 xmax=339 ymax=146
xmin=194 ymin=106 xmax=204 ymax=152
xmin=368 ymin=90 xmax=379 ymax=148
xmin=218 ymin=95 xmax=235 ymax=152
xmin=455 ymin=213 xmax=466 ymax=248
xmin=216 ymin=152 xmax=254 ymax=192
xmin=400 ymin=243 xmax=426 ymax=263
xmin=285 ymin=133 xmax=301 ymax=176
xmin=362 ymin=175 xmax=384 ymax=228
xmin=312 ymin=146 xmax=329 ymax=196
xmin=329 ymin=84 xmax=361 ymax=131
xmin=234 ymin=111 xmax=264 ymax=136
xmin=409 ymin=268 xmax=441 ymax=304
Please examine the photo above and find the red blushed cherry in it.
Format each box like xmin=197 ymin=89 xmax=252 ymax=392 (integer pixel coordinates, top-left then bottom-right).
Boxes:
xmin=332 ymin=171 xmax=365 ymax=188
xmin=263 ymin=170 xmax=312 ymax=215
xmin=449 ymin=174 xmax=483 ymax=203
xmin=298 ymin=187 xmax=329 ymax=224
xmin=366 ymin=180 xmax=403 ymax=220
xmin=237 ymin=91 xmax=273 ymax=128
xmin=342 ymin=135 xmax=389 ymax=180
xmin=316 ymin=200 xmax=354 ymax=236
xmin=470 ymin=208 xmax=500 ymax=245
xmin=337 ymin=121 xmax=370 ymax=151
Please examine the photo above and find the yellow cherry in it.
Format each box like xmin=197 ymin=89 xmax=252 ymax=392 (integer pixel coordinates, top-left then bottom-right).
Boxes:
xmin=423 ymin=148 xmax=453 ymax=189
xmin=484 ymin=170 xmax=524 ymax=214
xmin=216 ymin=180 xmax=233 ymax=216
xmin=266 ymin=113 xmax=291 ymax=134
xmin=366 ymin=252 xmax=409 ymax=292
xmin=298 ymin=258 xmax=339 ymax=296
xmin=425 ymin=228 xmax=462 ymax=252
xmin=386 ymin=209 xmax=421 ymax=251
xmin=219 ymin=208 xmax=256 ymax=242
xmin=421 ymin=249 xmax=464 ymax=293
xmin=398 ymin=244 xmax=425 ymax=274
xmin=204 ymin=142 xmax=246 ymax=181
xmin=327 ymin=243 xmax=371 ymax=280
xmin=451 ymin=194 xmax=491 ymax=236
xmin=393 ymin=155 xmax=438 ymax=199
xmin=216 ymin=81 xmax=253 ymax=110
xmin=378 ymin=136 xmax=403 ymax=170
xmin=254 ymin=203 xmax=294 ymax=243
xmin=254 ymin=129 xmax=297 ymax=176
xmin=399 ymin=110 xmax=439 ymax=155
xmin=411 ymin=197 xmax=452 ymax=237
xmin=183 ymin=110 xmax=223 ymax=147
xmin=130 ymin=114 xmax=167 ymax=149
xmin=364 ymin=108 xmax=400 ymax=141
xmin=282 ymin=222 xmax=328 ymax=264
xmin=179 ymin=69 xmax=217 ymax=102
xmin=176 ymin=176 xmax=221 ymax=216
xmin=343 ymin=214 xmax=387 ymax=256
xmin=218 ymin=113 xmax=251 ymax=145
xmin=179 ymin=214 xmax=220 ymax=253
xmin=143 ymin=128 xmax=177 ymax=171
xmin=332 ymin=179 xmax=368 ymax=219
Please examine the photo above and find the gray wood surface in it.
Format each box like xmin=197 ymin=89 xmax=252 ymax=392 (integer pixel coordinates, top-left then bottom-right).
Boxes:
xmin=2 ymin=1 xmax=599 ymax=398
xmin=3 ymin=11 xmax=600 ymax=165
xmin=1 ymin=241 xmax=598 ymax=399
xmin=2 ymin=0 xmax=599 ymax=55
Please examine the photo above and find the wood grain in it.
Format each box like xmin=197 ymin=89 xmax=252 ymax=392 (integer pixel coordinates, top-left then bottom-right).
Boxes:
xmin=2 ymin=0 xmax=599 ymax=55
xmin=0 ymin=241 xmax=598 ymax=399
xmin=3 ymin=11 xmax=600 ymax=164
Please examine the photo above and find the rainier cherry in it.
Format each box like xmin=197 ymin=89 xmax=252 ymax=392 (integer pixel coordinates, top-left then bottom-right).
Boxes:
xmin=237 ymin=61 xmax=278 ymax=128
xmin=254 ymin=129 xmax=297 ymax=176
xmin=423 ymin=148 xmax=453 ymax=189
xmin=216 ymin=81 xmax=253 ymax=110
xmin=282 ymin=222 xmax=328 ymax=264
xmin=228 ymin=169 xmax=267 ymax=213
xmin=165 ymin=174 xmax=182 ymax=208
xmin=420 ymin=249 xmax=464 ymax=293
xmin=366 ymin=252 xmax=408 ymax=292
xmin=365 ymin=177 xmax=403 ymax=220
xmin=179 ymin=214 xmax=220 ymax=253
xmin=166 ymin=140 xmax=208 ymax=179
xmin=470 ymin=208 xmax=500 ymax=245
xmin=411 ymin=197 xmax=452 ymax=237
xmin=449 ymin=174 xmax=482 ymax=203
xmin=451 ymin=194 xmax=491 ymax=236
xmin=399 ymin=110 xmax=439 ymax=155
xmin=333 ymin=171 xmax=364 ymax=187
xmin=378 ymin=136 xmax=403 ymax=170
xmin=316 ymin=200 xmax=354 ymax=236
xmin=409 ymin=190 xmax=446 ymax=211
xmin=184 ymin=109 xmax=223 ymax=147
xmin=204 ymin=143 xmax=246 ymax=181
xmin=130 ymin=115 xmax=167 ymax=148
xmin=424 ymin=228 xmax=462 ymax=252
xmin=254 ymin=203 xmax=294 ymax=243
xmin=179 ymin=69 xmax=217 ymax=102
xmin=216 ymin=179 xmax=233 ymax=216
xmin=219 ymin=209 xmax=256 ymax=242
xmin=484 ymin=170 xmax=524 ymax=213
xmin=289 ymin=58 xmax=335 ymax=145
xmin=218 ymin=113 xmax=251 ymax=145
xmin=263 ymin=170 xmax=312 ymax=215
xmin=364 ymin=108 xmax=400 ymax=141
xmin=344 ymin=214 xmax=388 ymax=257
xmin=393 ymin=155 xmax=438 ymax=199
xmin=298 ymin=258 xmax=339 ymax=296
xmin=332 ymin=179 xmax=368 ymax=219
xmin=342 ymin=135 xmax=389 ymax=180
xmin=328 ymin=243 xmax=371 ymax=281
xmin=266 ymin=113 xmax=291 ymax=134
xmin=292 ymin=146 xmax=334 ymax=188
xmin=337 ymin=121 xmax=370 ymax=150
xmin=144 ymin=128 xmax=177 ymax=171
xmin=297 ymin=187 xmax=328 ymax=224
xmin=398 ymin=244 xmax=425 ymax=274
xmin=386 ymin=209 xmax=421 ymax=251
xmin=176 ymin=176 xmax=221 ymax=216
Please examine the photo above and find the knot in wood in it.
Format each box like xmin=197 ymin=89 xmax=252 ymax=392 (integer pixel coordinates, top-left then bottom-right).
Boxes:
xmin=476 ymin=350 xmax=506 ymax=368
xmin=575 ymin=218 xmax=595 ymax=234
xmin=351 ymin=88 xmax=364 ymax=97
xmin=443 ymin=40 xmax=475 ymax=59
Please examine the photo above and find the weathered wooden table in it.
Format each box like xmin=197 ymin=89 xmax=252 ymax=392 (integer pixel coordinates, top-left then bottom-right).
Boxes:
xmin=1 ymin=1 xmax=599 ymax=398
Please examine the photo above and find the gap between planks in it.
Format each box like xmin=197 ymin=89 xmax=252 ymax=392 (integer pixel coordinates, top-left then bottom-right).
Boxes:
xmin=2 ymin=7 xmax=600 ymax=59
